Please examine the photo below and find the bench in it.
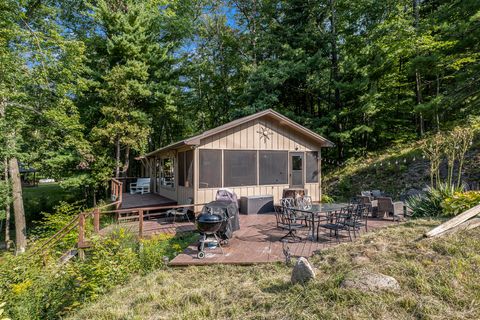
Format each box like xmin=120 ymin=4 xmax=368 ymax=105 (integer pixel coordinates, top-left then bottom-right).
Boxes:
xmin=130 ymin=178 xmax=151 ymax=195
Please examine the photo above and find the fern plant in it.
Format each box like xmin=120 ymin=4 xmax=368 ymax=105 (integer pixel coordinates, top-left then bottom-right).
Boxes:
xmin=407 ymin=183 xmax=464 ymax=217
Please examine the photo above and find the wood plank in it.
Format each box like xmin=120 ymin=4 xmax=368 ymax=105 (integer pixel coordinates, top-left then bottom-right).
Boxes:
xmin=430 ymin=217 xmax=480 ymax=238
xmin=120 ymin=192 xmax=176 ymax=210
xmin=425 ymin=204 xmax=480 ymax=237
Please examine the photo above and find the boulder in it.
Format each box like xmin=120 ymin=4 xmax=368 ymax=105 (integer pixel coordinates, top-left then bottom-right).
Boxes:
xmin=291 ymin=257 xmax=315 ymax=284
xmin=340 ymin=270 xmax=400 ymax=292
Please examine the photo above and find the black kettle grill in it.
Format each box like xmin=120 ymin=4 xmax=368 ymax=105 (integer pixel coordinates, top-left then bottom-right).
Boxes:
xmin=196 ymin=209 xmax=225 ymax=234
xmin=196 ymin=199 xmax=240 ymax=259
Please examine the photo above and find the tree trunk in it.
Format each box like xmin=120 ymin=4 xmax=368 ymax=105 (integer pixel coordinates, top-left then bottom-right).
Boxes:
xmin=4 ymin=158 xmax=10 ymax=250
xmin=8 ymin=157 xmax=27 ymax=254
xmin=0 ymin=101 xmax=11 ymax=250
xmin=330 ymin=0 xmax=343 ymax=158
xmin=415 ymin=70 xmax=424 ymax=136
xmin=413 ymin=0 xmax=424 ymax=136
xmin=330 ymin=0 xmax=340 ymax=111
xmin=435 ymin=73 xmax=440 ymax=131
xmin=115 ymin=137 xmax=121 ymax=178
xmin=123 ymin=145 xmax=130 ymax=177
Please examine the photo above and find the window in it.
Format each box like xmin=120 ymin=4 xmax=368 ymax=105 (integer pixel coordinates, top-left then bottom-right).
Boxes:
xmin=259 ymin=151 xmax=288 ymax=185
xmin=292 ymin=155 xmax=303 ymax=170
xmin=185 ymin=150 xmax=194 ymax=188
xmin=224 ymin=150 xmax=257 ymax=187
xmin=178 ymin=150 xmax=194 ymax=187
xmin=306 ymin=151 xmax=319 ymax=183
xmin=178 ymin=152 xmax=185 ymax=186
xmin=159 ymin=157 xmax=175 ymax=189
xmin=199 ymin=150 xmax=222 ymax=188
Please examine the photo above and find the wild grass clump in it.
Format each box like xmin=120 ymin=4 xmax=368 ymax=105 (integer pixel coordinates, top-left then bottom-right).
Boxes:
xmin=68 ymin=219 xmax=480 ymax=320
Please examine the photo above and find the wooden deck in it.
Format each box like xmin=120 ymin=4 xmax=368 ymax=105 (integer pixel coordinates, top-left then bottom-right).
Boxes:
xmin=120 ymin=192 xmax=176 ymax=209
xmin=100 ymin=212 xmax=394 ymax=266
xmin=169 ymin=214 xmax=393 ymax=266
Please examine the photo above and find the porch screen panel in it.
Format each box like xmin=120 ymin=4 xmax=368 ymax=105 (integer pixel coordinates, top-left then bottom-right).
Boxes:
xmin=224 ymin=150 xmax=257 ymax=187
xmin=185 ymin=150 xmax=194 ymax=188
xmin=259 ymin=151 xmax=288 ymax=185
xmin=306 ymin=151 xmax=319 ymax=183
xmin=199 ymin=149 xmax=222 ymax=188
xmin=178 ymin=152 xmax=185 ymax=186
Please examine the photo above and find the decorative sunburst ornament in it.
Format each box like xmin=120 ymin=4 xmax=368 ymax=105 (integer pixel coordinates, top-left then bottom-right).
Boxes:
xmin=257 ymin=126 xmax=273 ymax=143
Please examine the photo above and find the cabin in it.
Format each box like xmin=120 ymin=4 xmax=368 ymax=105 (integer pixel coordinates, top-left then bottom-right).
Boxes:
xmin=138 ymin=109 xmax=333 ymax=206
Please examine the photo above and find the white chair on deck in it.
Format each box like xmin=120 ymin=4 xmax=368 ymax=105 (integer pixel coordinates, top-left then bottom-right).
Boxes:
xmin=129 ymin=178 xmax=151 ymax=194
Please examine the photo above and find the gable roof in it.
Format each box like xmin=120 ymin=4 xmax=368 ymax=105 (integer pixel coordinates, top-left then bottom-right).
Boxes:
xmin=145 ymin=109 xmax=334 ymax=157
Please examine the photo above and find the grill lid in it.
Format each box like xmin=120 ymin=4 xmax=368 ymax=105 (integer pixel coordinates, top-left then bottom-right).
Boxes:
xmin=196 ymin=211 xmax=223 ymax=224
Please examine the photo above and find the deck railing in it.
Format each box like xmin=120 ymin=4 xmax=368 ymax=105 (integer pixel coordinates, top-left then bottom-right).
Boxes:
xmin=111 ymin=178 xmax=123 ymax=209
xmin=30 ymin=177 xmax=204 ymax=260
xmin=29 ymin=179 xmax=123 ymax=259
xmin=29 ymin=200 xmax=121 ymax=258
xmin=99 ymin=203 xmax=206 ymax=238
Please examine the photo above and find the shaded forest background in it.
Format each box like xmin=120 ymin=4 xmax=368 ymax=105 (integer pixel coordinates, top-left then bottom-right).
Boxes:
xmin=1 ymin=0 xmax=480 ymax=198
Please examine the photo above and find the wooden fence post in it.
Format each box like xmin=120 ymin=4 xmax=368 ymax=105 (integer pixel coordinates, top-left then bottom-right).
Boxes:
xmin=78 ymin=213 xmax=85 ymax=246
xmin=118 ymin=182 xmax=123 ymax=206
xmin=111 ymin=179 xmax=115 ymax=200
xmin=138 ymin=210 xmax=144 ymax=239
xmin=78 ymin=213 xmax=86 ymax=260
xmin=93 ymin=208 xmax=100 ymax=234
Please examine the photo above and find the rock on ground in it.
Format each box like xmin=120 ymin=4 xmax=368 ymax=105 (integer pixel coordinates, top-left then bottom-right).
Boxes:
xmin=340 ymin=269 xmax=400 ymax=292
xmin=291 ymin=257 xmax=316 ymax=284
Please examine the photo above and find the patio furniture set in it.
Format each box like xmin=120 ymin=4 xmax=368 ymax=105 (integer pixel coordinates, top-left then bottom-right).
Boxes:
xmin=357 ymin=190 xmax=409 ymax=222
xmin=274 ymin=191 xmax=407 ymax=243
xmin=274 ymin=196 xmax=369 ymax=243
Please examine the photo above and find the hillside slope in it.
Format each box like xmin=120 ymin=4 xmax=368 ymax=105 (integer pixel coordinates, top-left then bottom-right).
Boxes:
xmin=323 ymin=132 xmax=480 ymax=200
xmin=68 ymin=220 xmax=480 ymax=320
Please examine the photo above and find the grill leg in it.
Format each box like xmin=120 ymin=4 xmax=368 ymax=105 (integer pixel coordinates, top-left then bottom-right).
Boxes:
xmin=214 ymin=233 xmax=224 ymax=255
xmin=199 ymin=234 xmax=206 ymax=252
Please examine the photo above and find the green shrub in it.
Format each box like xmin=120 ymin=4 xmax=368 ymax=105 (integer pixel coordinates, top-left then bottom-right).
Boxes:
xmin=407 ymin=183 xmax=463 ymax=217
xmin=441 ymin=191 xmax=480 ymax=217
xmin=30 ymin=201 xmax=86 ymax=252
xmin=0 ymin=225 xmax=196 ymax=319
xmin=139 ymin=232 xmax=197 ymax=272
xmin=320 ymin=194 xmax=334 ymax=203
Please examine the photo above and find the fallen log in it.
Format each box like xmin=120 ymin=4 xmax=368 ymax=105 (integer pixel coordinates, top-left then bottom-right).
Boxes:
xmin=424 ymin=204 xmax=480 ymax=238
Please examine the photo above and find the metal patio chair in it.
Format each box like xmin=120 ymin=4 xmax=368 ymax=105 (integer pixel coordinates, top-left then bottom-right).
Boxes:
xmin=167 ymin=197 xmax=193 ymax=223
xmin=280 ymin=206 xmax=304 ymax=242
xmin=317 ymin=208 xmax=354 ymax=243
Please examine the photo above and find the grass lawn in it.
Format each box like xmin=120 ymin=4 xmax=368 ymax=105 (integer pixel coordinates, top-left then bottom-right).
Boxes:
xmin=67 ymin=219 xmax=480 ymax=320
xmin=22 ymin=183 xmax=81 ymax=220
xmin=1 ymin=183 xmax=81 ymax=243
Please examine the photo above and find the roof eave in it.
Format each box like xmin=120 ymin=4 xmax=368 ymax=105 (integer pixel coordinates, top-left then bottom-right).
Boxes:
xmin=143 ymin=108 xmax=335 ymax=157
xmin=267 ymin=109 xmax=335 ymax=147
xmin=144 ymin=140 xmax=198 ymax=157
